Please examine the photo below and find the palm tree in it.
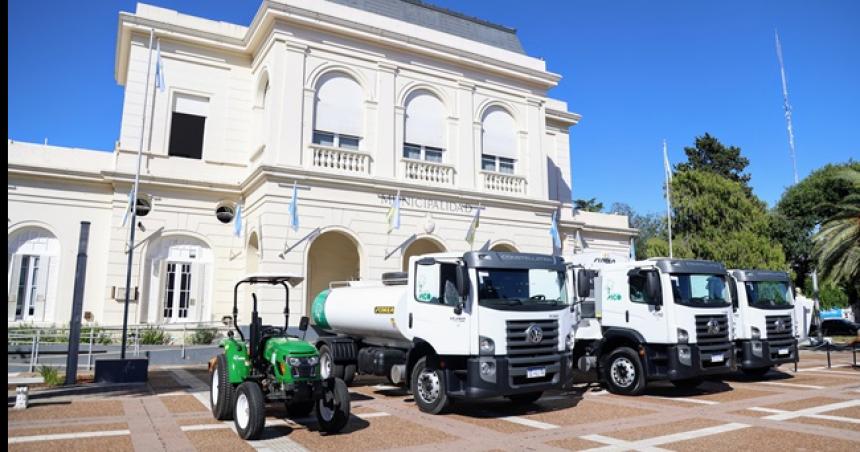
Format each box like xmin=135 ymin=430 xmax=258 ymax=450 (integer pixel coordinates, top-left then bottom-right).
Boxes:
xmin=812 ymin=168 xmax=860 ymax=290
xmin=574 ymin=198 xmax=604 ymax=213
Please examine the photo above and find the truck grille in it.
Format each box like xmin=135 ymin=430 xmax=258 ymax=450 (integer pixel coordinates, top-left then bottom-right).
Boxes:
xmin=695 ymin=314 xmax=732 ymax=368
xmin=505 ymin=320 xmax=560 ymax=386
xmin=766 ymin=315 xmax=795 ymax=360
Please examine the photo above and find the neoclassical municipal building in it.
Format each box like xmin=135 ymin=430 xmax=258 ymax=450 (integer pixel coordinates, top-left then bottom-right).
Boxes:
xmin=8 ymin=0 xmax=635 ymax=327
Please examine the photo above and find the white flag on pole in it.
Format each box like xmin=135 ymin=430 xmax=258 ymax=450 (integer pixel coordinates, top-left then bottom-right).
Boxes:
xmin=663 ymin=139 xmax=673 ymax=183
xmin=155 ymin=39 xmax=165 ymax=92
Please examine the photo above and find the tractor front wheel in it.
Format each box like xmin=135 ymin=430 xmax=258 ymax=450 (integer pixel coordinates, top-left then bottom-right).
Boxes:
xmin=210 ymin=355 xmax=235 ymax=420
xmin=316 ymin=378 xmax=350 ymax=434
xmin=234 ymin=382 xmax=266 ymax=440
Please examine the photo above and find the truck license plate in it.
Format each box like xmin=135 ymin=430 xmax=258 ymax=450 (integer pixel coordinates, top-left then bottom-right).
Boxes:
xmin=778 ymin=348 xmax=789 ymax=355
xmin=527 ymin=367 xmax=546 ymax=378
xmin=711 ymin=354 xmax=724 ymax=363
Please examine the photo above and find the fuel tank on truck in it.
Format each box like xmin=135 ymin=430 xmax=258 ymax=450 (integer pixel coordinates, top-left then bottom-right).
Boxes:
xmin=311 ymin=280 xmax=413 ymax=349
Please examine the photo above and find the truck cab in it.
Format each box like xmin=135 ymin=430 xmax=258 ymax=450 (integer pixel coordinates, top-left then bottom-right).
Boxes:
xmin=727 ymin=269 xmax=798 ymax=377
xmin=569 ymin=258 xmax=736 ymax=395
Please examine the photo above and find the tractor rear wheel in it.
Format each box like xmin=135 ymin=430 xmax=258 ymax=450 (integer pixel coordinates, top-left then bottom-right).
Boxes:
xmin=234 ymin=382 xmax=266 ymax=440
xmin=316 ymin=378 xmax=350 ymax=433
xmin=210 ymin=355 xmax=234 ymax=420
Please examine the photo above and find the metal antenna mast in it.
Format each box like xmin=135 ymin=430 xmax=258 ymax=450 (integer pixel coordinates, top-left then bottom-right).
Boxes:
xmin=775 ymin=29 xmax=799 ymax=184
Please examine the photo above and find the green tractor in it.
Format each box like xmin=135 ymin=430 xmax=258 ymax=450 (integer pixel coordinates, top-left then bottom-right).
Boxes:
xmin=209 ymin=274 xmax=351 ymax=440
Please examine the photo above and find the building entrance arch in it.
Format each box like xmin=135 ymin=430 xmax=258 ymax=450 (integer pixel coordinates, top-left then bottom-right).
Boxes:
xmin=401 ymin=237 xmax=446 ymax=271
xmin=143 ymin=235 xmax=213 ymax=324
xmin=306 ymin=230 xmax=361 ymax=317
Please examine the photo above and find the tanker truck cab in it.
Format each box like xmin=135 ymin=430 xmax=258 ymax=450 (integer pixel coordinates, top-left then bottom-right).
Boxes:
xmin=728 ymin=270 xmax=798 ymax=377
xmin=312 ymin=251 xmax=573 ymax=414
xmin=569 ymin=259 xmax=736 ymax=395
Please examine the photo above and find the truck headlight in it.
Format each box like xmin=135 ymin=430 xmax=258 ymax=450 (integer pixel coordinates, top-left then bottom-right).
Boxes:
xmin=479 ymin=360 xmax=496 ymax=376
xmin=677 ymin=328 xmax=689 ymax=344
xmin=566 ymin=331 xmax=576 ymax=351
xmin=479 ymin=336 xmax=495 ymax=355
xmin=307 ymin=356 xmax=319 ymax=366
xmin=751 ymin=326 xmax=761 ymax=340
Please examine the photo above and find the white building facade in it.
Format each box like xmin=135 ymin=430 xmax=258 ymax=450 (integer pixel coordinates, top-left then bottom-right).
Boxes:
xmin=8 ymin=0 xmax=635 ymax=327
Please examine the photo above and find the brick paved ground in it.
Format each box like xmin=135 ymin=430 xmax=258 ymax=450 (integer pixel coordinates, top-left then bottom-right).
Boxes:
xmin=7 ymin=349 xmax=859 ymax=451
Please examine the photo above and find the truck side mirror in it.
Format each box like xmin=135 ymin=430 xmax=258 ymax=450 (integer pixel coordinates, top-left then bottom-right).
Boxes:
xmin=299 ymin=316 xmax=309 ymax=332
xmin=455 ymin=264 xmax=469 ymax=298
xmin=577 ymin=270 xmax=594 ymax=299
xmin=645 ymin=271 xmax=662 ymax=307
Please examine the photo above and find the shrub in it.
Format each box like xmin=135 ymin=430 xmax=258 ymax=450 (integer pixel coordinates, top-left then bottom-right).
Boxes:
xmin=138 ymin=327 xmax=171 ymax=345
xmin=39 ymin=365 xmax=63 ymax=387
xmin=80 ymin=326 xmax=114 ymax=345
xmin=189 ymin=328 xmax=219 ymax=345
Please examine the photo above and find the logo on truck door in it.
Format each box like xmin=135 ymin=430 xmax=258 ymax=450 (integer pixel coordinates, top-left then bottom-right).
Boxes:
xmin=525 ymin=324 xmax=544 ymax=344
xmin=374 ymin=306 xmax=395 ymax=314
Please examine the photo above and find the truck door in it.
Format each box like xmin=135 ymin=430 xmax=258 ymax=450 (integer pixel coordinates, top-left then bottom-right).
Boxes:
xmin=626 ymin=270 xmax=670 ymax=343
xmin=408 ymin=260 xmax=471 ymax=355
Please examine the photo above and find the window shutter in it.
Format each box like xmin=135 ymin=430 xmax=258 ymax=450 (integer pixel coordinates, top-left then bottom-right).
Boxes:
xmin=192 ymin=264 xmax=208 ymax=322
xmin=33 ymin=256 xmax=52 ymax=321
xmin=7 ymin=255 xmax=23 ymax=321
xmin=405 ymin=92 xmax=445 ymax=149
xmin=173 ymin=93 xmax=209 ymax=117
xmin=482 ymin=107 xmax=517 ymax=159
xmin=315 ymin=75 xmax=363 ymax=137
xmin=157 ymin=260 xmax=168 ymax=322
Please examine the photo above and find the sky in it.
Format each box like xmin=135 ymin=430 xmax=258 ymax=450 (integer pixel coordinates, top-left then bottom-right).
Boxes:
xmin=8 ymin=1 xmax=859 ymax=214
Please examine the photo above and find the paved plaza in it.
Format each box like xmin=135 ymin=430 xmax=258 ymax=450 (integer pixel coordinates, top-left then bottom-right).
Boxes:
xmin=8 ymin=350 xmax=859 ymax=451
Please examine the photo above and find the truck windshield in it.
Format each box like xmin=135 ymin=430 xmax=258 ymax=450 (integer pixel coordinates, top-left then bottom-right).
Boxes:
xmin=744 ymin=280 xmax=793 ymax=309
xmin=477 ymin=268 xmax=568 ymax=311
xmin=669 ymin=273 xmax=731 ymax=308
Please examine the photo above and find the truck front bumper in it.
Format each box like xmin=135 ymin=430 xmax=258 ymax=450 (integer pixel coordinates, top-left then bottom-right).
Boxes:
xmin=656 ymin=343 xmax=735 ymax=381
xmin=444 ymin=353 xmax=573 ymax=400
xmin=737 ymin=339 xmax=797 ymax=369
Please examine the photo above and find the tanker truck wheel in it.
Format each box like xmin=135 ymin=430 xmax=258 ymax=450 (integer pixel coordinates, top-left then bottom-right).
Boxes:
xmin=319 ymin=344 xmax=344 ymax=380
xmin=411 ymin=357 xmax=450 ymax=414
xmin=342 ymin=364 xmax=356 ymax=386
xmin=316 ymin=378 xmax=350 ymax=433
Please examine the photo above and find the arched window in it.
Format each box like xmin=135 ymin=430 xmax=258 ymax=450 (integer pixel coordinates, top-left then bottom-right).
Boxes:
xmin=313 ymin=73 xmax=363 ymax=150
xmin=404 ymin=91 xmax=445 ymax=163
xmin=258 ymin=78 xmax=271 ymax=148
xmin=481 ymin=106 xmax=517 ymax=174
xmin=8 ymin=227 xmax=60 ymax=322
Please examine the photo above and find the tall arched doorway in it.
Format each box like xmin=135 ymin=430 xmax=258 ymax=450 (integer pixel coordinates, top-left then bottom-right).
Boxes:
xmin=143 ymin=236 xmax=213 ymax=324
xmin=402 ymin=237 xmax=445 ymax=271
xmin=8 ymin=227 xmax=60 ymax=322
xmin=490 ymin=242 xmax=518 ymax=252
xmin=306 ymin=231 xmax=360 ymax=316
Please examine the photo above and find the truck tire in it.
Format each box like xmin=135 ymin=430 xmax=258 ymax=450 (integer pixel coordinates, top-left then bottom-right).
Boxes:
xmin=286 ymin=400 xmax=314 ymax=418
xmin=411 ymin=356 xmax=450 ymax=414
xmin=319 ymin=344 xmax=345 ymax=380
xmin=506 ymin=391 xmax=543 ymax=405
xmin=234 ymin=382 xmax=266 ymax=440
xmin=741 ymin=366 xmax=772 ymax=378
xmin=601 ymin=347 xmax=646 ymax=396
xmin=317 ymin=378 xmax=351 ymax=433
xmin=210 ymin=355 xmax=234 ymax=420
xmin=343 ymin=364 xmax=356 ymax=386
xmin=671 ymin=378 xmax=703 ymax=390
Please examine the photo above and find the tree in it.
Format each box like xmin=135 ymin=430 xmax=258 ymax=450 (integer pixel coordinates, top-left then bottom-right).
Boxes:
xmin=574 ymin=198 xmax=603 ymax=212
xmin=670 ymin=170 xmax=785 ymax=269
xmin=771 ymin=161 xmax=860 ymax=288
xmin=812 ymin=168 xmax=860 ymax=314
xmin=609 ymin=203 xmax=666 ymax=259
xmin=676 ymin=133 xmax=751 ymax=190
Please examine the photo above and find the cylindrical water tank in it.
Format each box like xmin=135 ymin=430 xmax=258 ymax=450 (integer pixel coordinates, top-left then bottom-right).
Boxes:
xmin=311 ymin=284 xmax=412 ymax=348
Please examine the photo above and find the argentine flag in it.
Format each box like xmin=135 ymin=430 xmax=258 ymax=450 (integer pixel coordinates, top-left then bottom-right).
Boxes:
xmin=386 ymin=191 xmax=401 ymax=234
xmin=121 ymin=189 xmax=134 ymax=227
xmin=465 ymin=207 xmax=480 ymax=245
xmin=233 ymin=203 xmax=243 ymax=238
xmin=155 ymin=39 xmax=165 ymax=92
xmin=550 ymin=210 xmax=561 ymax=249
xmin=288 ymin=182 xmax=300 ymax=232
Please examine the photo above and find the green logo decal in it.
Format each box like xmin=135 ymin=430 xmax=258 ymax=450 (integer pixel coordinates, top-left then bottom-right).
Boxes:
xmin=311 ymin=289 xmax=331 ymax=329
xmin=608 ymin=293 xmax=622 ymax=301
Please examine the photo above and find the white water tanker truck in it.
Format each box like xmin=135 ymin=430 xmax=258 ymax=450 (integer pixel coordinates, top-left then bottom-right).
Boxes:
xmin=310 ymin=251 xmax=574 ymax=414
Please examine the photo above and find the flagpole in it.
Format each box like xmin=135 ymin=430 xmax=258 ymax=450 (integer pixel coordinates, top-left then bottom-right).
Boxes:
xmin=121 ymin=28 xmax=155 ymax=360
xmin=663 ymin=139 xmax=674 ymax=258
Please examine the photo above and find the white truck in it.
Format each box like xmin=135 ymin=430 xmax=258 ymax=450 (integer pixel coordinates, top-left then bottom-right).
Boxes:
xmin=569 ymin=258 xmax=736 ymax=395
xmin=727 ymin=269 xmax=798 ymax=377
xmin=309 ymin=251 xmax=574 ymax=414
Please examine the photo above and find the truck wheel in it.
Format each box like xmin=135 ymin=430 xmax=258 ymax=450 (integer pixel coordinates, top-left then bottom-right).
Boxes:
xmin=601 ymin=347 xmax=646 ymax=396
xmin=211 ymin=355 xmax=234 ymax=420
xmin=286 ymin=400 xmax=314 ymax=418
xmin=671 ymin=378 xmax=703 ymax=390
xmin=506 ymin=391 xmax=543 ymax=405
xmin=411 ymin=356 xmax=450 ymax=414
xmin=741 ymin=366 xmax=772 ymax=378
xmin=316 ymin=378 xmax=351 ymax=433
xmin=234 ymin=382 xmax=266 ymax=440
xmin=342 ymin=364 xmax=356 ymax=386
xmin=319 ymin=344 xmax=344 ymax=380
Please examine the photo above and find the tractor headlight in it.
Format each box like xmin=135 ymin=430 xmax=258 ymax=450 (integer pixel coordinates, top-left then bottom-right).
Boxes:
xmin=677 ymin=328 xmax=689 ymax=344
xmin=751 ymin=326 xmax=761 ymax=340
xmin=288 ymin=357 xmax=302 ymax=366
xmin=307 ymin=356 xmax=319 ymax=366
xmin=479 ymin=336 xmax=495 ymax=355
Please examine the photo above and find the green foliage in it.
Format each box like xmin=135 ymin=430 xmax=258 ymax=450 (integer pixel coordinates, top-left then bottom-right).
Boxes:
xmin=189 ymin=328 xmax=219 ymax=345
xmin=813 ymin=168 xmax=860 ymax=292
xmin=644 ymin=237 xmax=669 ymax=258
xmin=670 ymin=170 xmax=785 ymax=269
xmin=39 ymin=365 xmax=63 ymax=387
xmin=771 ymin=161 xmax=860 ymax=286
xmin=574 ymin=198 xmax=604 ymax=212
xmin=138 ymin=327 xmax=171 ymax=345
xmin=79 ymin=326 xmax=114 ymax=345
xmin=675 ymin=133 xmax=751 ymax=189
xmin=609 ymin=203 xmax=667 ymax=259
xmin=804 ymin=277 xmax=850 ymax=310
xmin=8 ymin=324 xmax=113 ymax=345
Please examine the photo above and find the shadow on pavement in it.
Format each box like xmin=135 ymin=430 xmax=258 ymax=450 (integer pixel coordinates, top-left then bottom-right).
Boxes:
xmin=644 ymin=379 xmax=733 ymax=397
